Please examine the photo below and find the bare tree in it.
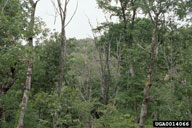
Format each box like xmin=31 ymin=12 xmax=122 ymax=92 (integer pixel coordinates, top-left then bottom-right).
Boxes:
xmin=16 ymin=0 xmax=40 ymax=128
xmin=88 ymin=19 xmax=113 ymax=105
xmin=51 ymin=0 xmax=77 ymax=127
xmin=52 ymin=0 xmax=77 ymax=97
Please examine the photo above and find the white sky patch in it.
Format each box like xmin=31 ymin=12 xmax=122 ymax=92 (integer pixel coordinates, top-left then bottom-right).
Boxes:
xmin=36 ymin=0 xmax=107 ymax=39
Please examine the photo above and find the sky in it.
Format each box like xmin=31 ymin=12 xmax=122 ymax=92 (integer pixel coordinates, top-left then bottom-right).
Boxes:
xmin=36 ymin=0 xmax=106 ymax=39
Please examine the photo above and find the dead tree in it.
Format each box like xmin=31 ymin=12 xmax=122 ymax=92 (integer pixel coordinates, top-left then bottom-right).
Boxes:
xmin=95 ymin=35 xmax=112 ymax=105
xmin=51 ymin=0 xmax=77 ymax=127
xmin=52 ymin=0 xmax=77 ymax=97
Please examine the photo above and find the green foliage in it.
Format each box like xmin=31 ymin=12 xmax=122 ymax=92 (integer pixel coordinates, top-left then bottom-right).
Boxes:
xmin=96 ymin=104 xmax=138 ymax=128
xmin=1 ymin=0 xmax=192 ymax=128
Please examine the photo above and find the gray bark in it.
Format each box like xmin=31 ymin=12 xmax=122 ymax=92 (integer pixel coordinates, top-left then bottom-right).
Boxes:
xmin=17 ymin=50 xmax=33 ymax=128
xmin=58 ymin=23 xmax=66 ymax=97
xmin=99 ymin=50 xmax=105 ymax=99
xmin=57 ymin=0 xmax=67 ymax=97
xmin=16 ymin=1 xmax=38 ymax=128
xmin=53 ymin=1 xmax=68 ymax=127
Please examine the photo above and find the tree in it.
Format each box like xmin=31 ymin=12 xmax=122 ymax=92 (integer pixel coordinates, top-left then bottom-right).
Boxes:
xmin=0 ymin=0 xmax=28 ymax=124
xmin=139 ymin=0 xmax=175 ymax=127
xmin=16 ymin=0 xmax=40 ymax=127
xmin=1 ymin=0 xmax=192 ymax=127
xmin=96 ymin=1 xmax=141 ymax=113
xmin=97 ymin=0 xmax=139 ymax=75
xmin=52 ymin=0 xmax=78 ymax=97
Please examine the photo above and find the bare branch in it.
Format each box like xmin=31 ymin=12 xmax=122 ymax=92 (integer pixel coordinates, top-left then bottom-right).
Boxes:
xmin=65 ymin=1 xmax=78 ymax=28
xmin=87 ymin=16 xmax=97 ymax=39
xmin=144 ymin=0 xmax=154 ymax=23
xmin=63 ymin=0 xmax=69 ymax=20
xmin=66 ymin=0 xmax=70 ymax=6
xmin=51 ymin=0 xmax=60 ymax=24
xmin=137 ymin=43 xmax=150 ymax=54
xmin=79 ymin=89 xmax=87 ymax=102
xmin=57 ymin=0 xmax=64 ymax=19
xmin=29 ymin=0 xmax=40 ymax=7
xmin=35 ymin=0 xmax=40 ymax=4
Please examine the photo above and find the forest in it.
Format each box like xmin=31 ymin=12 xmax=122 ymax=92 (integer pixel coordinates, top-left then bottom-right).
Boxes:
xmin=0 ymin=0 xmax=192 ymax=128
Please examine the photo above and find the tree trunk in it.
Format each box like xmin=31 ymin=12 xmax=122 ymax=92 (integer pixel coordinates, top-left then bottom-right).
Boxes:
xmin=134 ymin=99 xmax=139 ymax=123
xmin=104 ymin=38 xmax=111 ymax=105
xmin=129 ymin=7 xmax=136 ymax=76
xmin=120 ymin=0 xmax=128 ymax=47
xmin=56 ymin=0 xmax=69 ymax=97
xmin=17 ymin=51 xmax=33 ymax=128
xmin=16 ymin=1 xmax=38 ymax=128
xmin=53 ymin=1 xmax=68 ymax=126
xmin=97 ymin=46 xmax=105 ymax=100
xmin=58 ymin=23 xmax=66 ymax=97
xmin=86 ymin=69 xmax=92 ymax=101
xmin=139 ymin=17 xmax=158 ymax=128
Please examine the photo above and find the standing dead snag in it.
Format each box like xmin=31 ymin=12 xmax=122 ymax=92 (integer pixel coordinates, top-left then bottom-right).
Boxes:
xmin=16 ymin=0 xmax=40 ymax=128
xmin=88 ymin=19 xmax=113 ymax=105
xmin=52 ymin=0 xmax=77 ymax=97
xmin=92 ymin=34 xmax=112 ymax=105
xmin=51 ymin=0 xmax=77 ymax=127
xmin=56 ymin=0 xmax=68 ymax=97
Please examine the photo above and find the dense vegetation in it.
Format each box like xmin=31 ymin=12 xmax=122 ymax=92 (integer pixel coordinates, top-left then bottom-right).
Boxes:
xmin=0 ymin=0 xmax=192 ymax=128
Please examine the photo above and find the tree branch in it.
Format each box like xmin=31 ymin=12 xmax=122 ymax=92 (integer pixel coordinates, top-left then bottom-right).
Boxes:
xmin=1 ymin=0 xmax=10 ymax=13
xmin=137 ymin=43 xmax=150 ymax=54
xmin=144 ymin=0 xmax=154 ymax=23
xmin=65 ymin=1 xmax=78 ymax=28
